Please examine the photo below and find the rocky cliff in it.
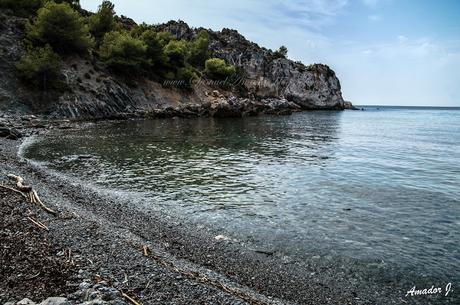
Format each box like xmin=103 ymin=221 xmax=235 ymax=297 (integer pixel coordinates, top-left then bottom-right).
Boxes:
xmin=0 ymin=13 xmax=351 ymax=120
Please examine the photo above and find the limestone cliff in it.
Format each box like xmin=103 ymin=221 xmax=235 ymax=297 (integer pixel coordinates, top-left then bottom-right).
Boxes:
xmin=0 ymin=13 xmax=351 ymax=119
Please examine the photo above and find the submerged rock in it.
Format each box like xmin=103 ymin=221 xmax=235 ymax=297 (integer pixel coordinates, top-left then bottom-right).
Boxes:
xmin=0 ymin=127 xmax=22 ymax=140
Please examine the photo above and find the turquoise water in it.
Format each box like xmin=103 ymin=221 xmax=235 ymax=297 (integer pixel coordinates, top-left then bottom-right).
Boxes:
xmin=24 ymin=107 xmax=460 ymax=284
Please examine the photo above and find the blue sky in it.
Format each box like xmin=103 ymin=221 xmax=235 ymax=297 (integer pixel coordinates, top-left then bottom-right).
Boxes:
xmin=81 ymin=0 xmax=460 ymax=106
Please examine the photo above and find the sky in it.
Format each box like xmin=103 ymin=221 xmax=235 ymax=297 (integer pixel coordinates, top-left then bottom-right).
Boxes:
xmin=80 ymin=0 xmax=460 ymax=106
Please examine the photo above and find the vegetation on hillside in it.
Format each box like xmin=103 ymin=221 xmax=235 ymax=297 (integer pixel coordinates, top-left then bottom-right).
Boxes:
xmin=272 ymin=45 xmax=288 ymax=59
xmin=88 ymin=0 xmax=116 ymax=42
xmin=9 ymin=0 xmax=239 ymax=90
xmin=16 ymin=44 xmax=62 ymax=89
xmin=0 ymin=0 xmax=43 ymax=17
xmin=204 ymin=58 xmax=236 ymax=80
xmin=26 ymin=1 xmax=94 ymax=53
xmin=98 ymin=31 xmax=147 ymax=73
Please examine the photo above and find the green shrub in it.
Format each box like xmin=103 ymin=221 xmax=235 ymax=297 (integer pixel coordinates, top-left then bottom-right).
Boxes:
xmin=0 ymin=0 xmax=43 ymax=17
xmin=88 ymin=1 xmax=116 ymax=42
xmin=130 ymin=22 xmax=153 ymax=38
xmin=98 ymin=31 xmax=147 ymax=73
xmin=163 ymin=40 xmax=187 ymax=68
xmin=176 ymin=66 xmax=196 ymax=88
xmin=187 ymin=31 xmax=210 ymax=68
xmin=273 ymin=45 xmax=288 ymax=59
xmin=140 ymin=29 xmax=167 ymax=68
xmin=156 ymin=31 xmax=174 ymax=46
xmin=26 ymin=1 xmax=93 ymax=54
xmin=16 ymin=44 xmax=62 ymax=89
xmin=204 ymin=58 xmax=236 ymax=80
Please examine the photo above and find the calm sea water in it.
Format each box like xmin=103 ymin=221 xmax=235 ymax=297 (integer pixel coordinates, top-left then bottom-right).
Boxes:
xmin=24 ymin=107 xmax=460 ymax=283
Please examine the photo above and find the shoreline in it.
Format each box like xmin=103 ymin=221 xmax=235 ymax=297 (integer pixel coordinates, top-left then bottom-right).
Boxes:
xmin=0 ymin=118 xmax=455 ymax=305
xmin=2 ymin=133 xmax=290 ymax=305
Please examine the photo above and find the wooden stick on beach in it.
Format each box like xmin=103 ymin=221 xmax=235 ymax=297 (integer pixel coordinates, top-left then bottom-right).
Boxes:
xmin=121 ymin=292 xmax=142 ymax=305
xmin=27 ymin=216 xmax=49 ymax=231
xmin=33 ymin=189 xmax=57 ymax=215
xmin=0 ymin=184 xmax=28 ymax=200
xmin=7 ymin=174 xmax=33 ymax=192
xmin=6 ymin=174 xmax=57 ymax=215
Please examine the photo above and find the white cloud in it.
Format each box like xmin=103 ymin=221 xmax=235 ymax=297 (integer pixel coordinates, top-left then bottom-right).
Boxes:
xmin=361 ymin=0 xmax=380 ymax=8
xmin=368 ymin=14 xmax=382 ymax=21
xmin=82 ymin=0 xmax=349 ymax=30
xmin=80 ymin=0 xmax=349 ymax=52
xmin=331 ymin=37 xmax=460 ymax=106
xmin=397 ymin=35 xmax=408 ymax=43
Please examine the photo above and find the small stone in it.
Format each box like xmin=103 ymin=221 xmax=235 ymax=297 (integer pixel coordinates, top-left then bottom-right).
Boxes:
xmin=214 ymin=234 xmax=230 ymax=241
xmin=39 ymin=297 xmax=70 ymax=305
xmin=0 ymin=127 xmax=22 ymax=140
xmin=79 ymin=281 xmax=92 ymax=290
xmin=88 ymin=291 xmax=100 ymax=300
xmin=77 ymin=299 xmax=108 ymax=305
xmin=17 ymin=299 xmax=36 ymax=305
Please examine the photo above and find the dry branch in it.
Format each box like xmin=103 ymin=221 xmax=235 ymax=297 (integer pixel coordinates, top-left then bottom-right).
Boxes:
xmin=7 ymin=174 xmax=33 ymax=192
xmin=0 ymin=184 xmax=28 ymax=200
xmin=33 ymin=190 xmax=57 ymax=215
xmin=142 ymin=245 xmax=150 ymax=257
xmin=121 ymin=292 xmax=142 ymax=305
xmin=5 ymin=174 xmax=57 ymax=215
xmin=27 ymin=216 xmax=49 ymax=231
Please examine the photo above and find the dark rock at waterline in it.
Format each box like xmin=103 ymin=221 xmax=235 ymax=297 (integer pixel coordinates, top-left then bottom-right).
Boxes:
xmin=0 ymin=127 xmax=22 ymax=140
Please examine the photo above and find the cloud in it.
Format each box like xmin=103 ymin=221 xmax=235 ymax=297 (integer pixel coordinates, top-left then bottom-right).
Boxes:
xmin=80 ymin=0 xmax=349 ymax=52
xmin=368 ymin=14 xmax=382 ymax=21
xmin=278 ymin=0 xmax=349 ymax=16
xmin=361 ymin=0 xmax=380 ymax=8
xmin=397 ymin=35 xmax=408 ymax=43
xmin=331 ymin=37 xmax=460 ymax=105
xmin=82 ymin=0 xmax=349 ymax=30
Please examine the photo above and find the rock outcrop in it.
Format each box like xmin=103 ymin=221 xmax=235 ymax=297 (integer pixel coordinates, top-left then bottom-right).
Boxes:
xmin=0 ymin=13 xmax=352 ymax=120
xmin=207 ymin=28 xmax=346 ymax=109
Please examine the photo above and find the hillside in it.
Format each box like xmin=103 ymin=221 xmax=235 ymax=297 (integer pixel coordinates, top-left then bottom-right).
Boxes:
xmin=0 ymin=2 xmax=352 ymax=119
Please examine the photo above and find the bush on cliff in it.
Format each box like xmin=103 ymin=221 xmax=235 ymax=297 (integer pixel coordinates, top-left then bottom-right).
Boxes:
xmin=16 ymin=44 xmax=62 ymax=90
xmin=156 ymin=31 xmax=174 ymax=46
xmin=272 ymin=45 xmax=288 ymax=59
xmin=98 ymin=31 xmax=147 ymax=73
xmin=176 ymin=66 xmax=196 ymax=88
xmin=0 ymin=0 xmax=43 ymax=17
xmin=88 ymin=1 xmax=116 ymax=42
xmin=26 ymin=1 xmax=93 ymax=54
xmin=187 ymin=31 xmax=210 ymax=68
xmin=204 ymin=58 xmax=236 ymax=80
xmin=139 ymin=29 xmax=168 ymax=68
xmin=163 ymin=40 xmax=188 ymax=68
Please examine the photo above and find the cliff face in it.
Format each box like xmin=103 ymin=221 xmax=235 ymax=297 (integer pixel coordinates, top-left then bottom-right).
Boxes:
xmin=157 ymin=22 xmax=347 ymax=110
xmin=0 ymin=14 xmax=350 ymax=119
xmin=209 ymin=28 xmax=345 ymax=109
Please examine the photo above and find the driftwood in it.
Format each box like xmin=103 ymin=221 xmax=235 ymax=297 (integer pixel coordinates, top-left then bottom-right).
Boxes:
xmin=33 ymin=190 xmax=57 ymax=215
xmin=121 ymin=292 xmax=141 ymax=305
xmin=7 ymin=174 xmax=33 ymax=192
xmin=0 ymin=184 xmax=28 ymax=200
xmin=27 ymin=216 xmax=49 ymax=231
xmin=142 ymin=245 xmax=150 ymax=257
xmin=5 ymin=174 xmax=57 ymax=215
